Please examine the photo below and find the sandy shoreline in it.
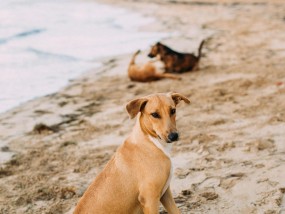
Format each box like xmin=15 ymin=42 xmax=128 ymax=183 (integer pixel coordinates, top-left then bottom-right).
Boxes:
xmin=1 ymin=0 xmax=285 ymax=213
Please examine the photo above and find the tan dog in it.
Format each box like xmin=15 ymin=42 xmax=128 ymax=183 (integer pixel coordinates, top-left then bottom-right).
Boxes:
xmin=74 ymin=92 xmax=190 ymax=214
xmin=128 ymin=50 xmax=181 ymax=82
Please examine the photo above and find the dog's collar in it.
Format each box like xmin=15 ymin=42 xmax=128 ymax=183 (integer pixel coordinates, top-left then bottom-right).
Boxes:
xmin=148 ymin=136 xmax=172 ymax=158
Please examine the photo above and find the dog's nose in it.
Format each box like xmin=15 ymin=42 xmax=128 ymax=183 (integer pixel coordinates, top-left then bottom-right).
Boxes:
xmin=168 ymin=132 xmax=179 ymax=142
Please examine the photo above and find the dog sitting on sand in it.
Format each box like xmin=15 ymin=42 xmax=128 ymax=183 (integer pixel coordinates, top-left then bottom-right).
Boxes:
xmin=148 ymin=40 xmax=205 ymax=73
xmin=128 ymin=50 xmax=181 ymax=82
xmin=74 ymin=92 xmax=190 ymax=214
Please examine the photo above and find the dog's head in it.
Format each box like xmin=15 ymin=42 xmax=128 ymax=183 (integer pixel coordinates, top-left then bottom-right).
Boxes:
xmin=148 ymin=42 xmax=162 ymax=58
xmin=126 ymin=92 xmax=190 ymax=143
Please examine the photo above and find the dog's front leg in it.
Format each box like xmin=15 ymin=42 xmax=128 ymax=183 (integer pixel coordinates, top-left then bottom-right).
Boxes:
xmin=138 ymin=188 xmax=160 ymax=214
xmin=160 ymin=187 xmax=180 ymax=214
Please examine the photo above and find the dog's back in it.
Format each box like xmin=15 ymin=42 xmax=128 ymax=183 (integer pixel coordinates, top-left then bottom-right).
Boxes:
xmin=74 ymin=151 xmax=143 ymax=214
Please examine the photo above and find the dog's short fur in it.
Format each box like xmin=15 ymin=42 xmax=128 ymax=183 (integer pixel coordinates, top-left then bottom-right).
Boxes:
xmin=128 ymin=50 xmax=181 ymax=82
xmin=148 ymin=40 xmax=205 ymax=73
xmin=74 ymin=92 xmax=190 ymax=214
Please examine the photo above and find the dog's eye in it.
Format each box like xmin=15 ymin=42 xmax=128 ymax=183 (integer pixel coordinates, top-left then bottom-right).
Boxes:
xmin=170 ymin=109 xmax=176 ymax=115
xmin=151 ymin=112 xmax=160 ymax=118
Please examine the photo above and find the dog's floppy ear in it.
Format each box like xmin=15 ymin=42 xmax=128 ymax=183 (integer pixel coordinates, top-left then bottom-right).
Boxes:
xmin=126 ymin=98 xmax=148 ymax=119
xmin=169 ymin=92 xmax=190 ymax=106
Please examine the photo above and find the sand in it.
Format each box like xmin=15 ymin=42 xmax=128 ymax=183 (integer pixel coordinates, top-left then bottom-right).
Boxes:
xmin=0 ymin=0 xmax=285 ymax=213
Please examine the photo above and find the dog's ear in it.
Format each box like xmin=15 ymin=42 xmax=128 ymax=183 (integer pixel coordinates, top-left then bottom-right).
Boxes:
xmin=126 ymin=98 xmax=148 ymax=119
xmin=169 ymin=92 xmax=190 ymax=106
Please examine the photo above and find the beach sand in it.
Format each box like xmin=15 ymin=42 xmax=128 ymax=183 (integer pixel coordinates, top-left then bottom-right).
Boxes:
xmin=1 ymin=0 xmax=285 ymax=213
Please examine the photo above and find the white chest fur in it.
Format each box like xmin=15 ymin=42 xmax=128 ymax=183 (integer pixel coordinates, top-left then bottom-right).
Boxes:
xmin=149 ymin=136 xmax=173 ymax=196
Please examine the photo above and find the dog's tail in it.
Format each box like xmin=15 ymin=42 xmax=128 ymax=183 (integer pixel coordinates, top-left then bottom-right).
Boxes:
xmin=129 ymin=50 xmax=141 ymax=65
xmin=197 ymin=40 xmax=205 ymax=60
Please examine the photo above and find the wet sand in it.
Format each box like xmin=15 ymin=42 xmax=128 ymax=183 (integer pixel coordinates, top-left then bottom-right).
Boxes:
xmin=0 ymin=0 xmax=285 ymax=213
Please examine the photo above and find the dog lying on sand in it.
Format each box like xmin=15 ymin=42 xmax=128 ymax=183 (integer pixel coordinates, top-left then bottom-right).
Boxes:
xmin=74 ymin=92 xmax=190 ymax=214
xmin=128 ymin=50 xmax=181 ymax=82
xmin=148 ymin=40 xmax=205 ymax=73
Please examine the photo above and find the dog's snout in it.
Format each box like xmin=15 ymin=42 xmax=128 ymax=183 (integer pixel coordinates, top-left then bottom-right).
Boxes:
xmin=148 ymin=53 xmax=154 ymax=58
xmin=168 ymin=132 xmax=179 ymax=142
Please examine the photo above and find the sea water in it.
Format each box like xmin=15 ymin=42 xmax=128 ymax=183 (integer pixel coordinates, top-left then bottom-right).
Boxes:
xmin=0 ymin=0 xmax=165 ymax=113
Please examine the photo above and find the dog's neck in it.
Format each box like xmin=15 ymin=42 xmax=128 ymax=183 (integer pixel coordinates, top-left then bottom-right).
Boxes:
xmin=131 ymin=114 xmax=173 ymax=158
xmin=148 ymin=136 xmax=172 ymax=159
xmin=159 ymin=43 xmax=177 ymax=56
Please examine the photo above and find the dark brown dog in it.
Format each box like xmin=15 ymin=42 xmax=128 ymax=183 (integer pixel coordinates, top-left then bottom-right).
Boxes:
xmin=128 ymin=50 xmax=181 ymax=82
xmin=148 ymin=40 xmax=205 ymax=73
